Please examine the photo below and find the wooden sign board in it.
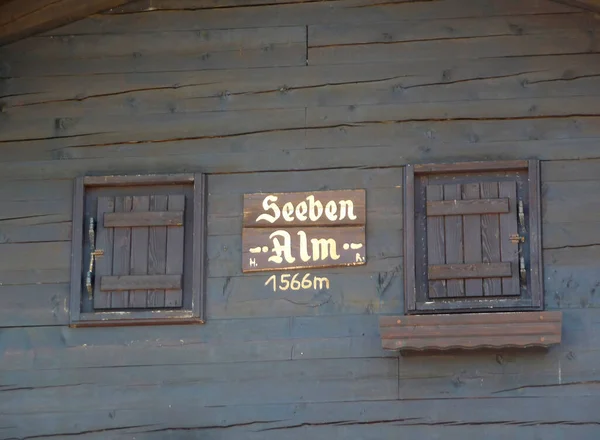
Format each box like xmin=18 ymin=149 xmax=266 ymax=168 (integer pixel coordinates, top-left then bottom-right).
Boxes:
xmin=242 ymin=190 xmax=366 ymax=272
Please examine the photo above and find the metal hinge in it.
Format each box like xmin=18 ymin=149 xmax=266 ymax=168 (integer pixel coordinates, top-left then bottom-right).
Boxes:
xmin=86 ymin=217 xmax=104 ymax=299
xmin=518 ymin=200 xmax=526 ymax=229
xmin=509 ymin=234 xmax=525 ymax=244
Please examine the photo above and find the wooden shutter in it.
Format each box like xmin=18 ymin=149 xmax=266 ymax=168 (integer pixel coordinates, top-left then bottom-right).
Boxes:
xmin=404 ymin=161 xmax=543 ymax=314
xmin=425 ymin=181 xmax=520 ymax=298
xmin=93 ymin=194 xmax=185 ymax=310
xmin=69 ymin=174 xmax=206 ymax=327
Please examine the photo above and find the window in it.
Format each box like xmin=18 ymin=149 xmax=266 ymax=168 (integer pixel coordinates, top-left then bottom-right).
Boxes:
xmin=404 ymin=160 xmax=543 ymax=314
xmin=69 ymin=174 xmax=206 ymax=326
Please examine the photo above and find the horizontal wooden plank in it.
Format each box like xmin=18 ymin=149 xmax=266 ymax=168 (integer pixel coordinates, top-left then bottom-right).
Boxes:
xmin=242 ymin=226 xmax=366 ymax=272
xmin=3 ymin=397 xmax=600 ymax=440
xmin=1 ymin=358 xmax=399 ymax=411
xmin=243 ymin=190 xmax=365 ymax=227
xmin=103 ymin=210 xmax=183 ymax=227
xmin=0 ymin=284 xmax=69 ymax=327
xmin=380 ymin=311 xmax=562 ymax=351
xmin=100 ymin=274 xmax=182 ymax=291
xmin=52 ymin=0 xmax=574 ymax=34
xmin=428 ymin=263 xmax=512 ymax=280
xmin=427 ymin=198 xmax=509 ymax=216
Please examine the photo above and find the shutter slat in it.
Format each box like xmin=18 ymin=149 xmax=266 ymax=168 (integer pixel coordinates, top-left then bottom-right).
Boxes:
xmin=110 ymin=196 xmax=132 ymax=309
xmin=480 ymin=183 xmax=503 ymax=296
xmin=104 ymin=211 xmax=184 ymax=227
xmin=427 ymin=198 xmax=509 ymax=216
xmin=462 ymin=183 xmax=484 ymax=297
xmin=499 ymin=181 xmax=520 ymax=296
xmin=443 ymin=184 xmax=465 ymax=297
xmin=429 ymin=263 xmax=512 ymax=280
xmin=166 ymin=195 xmax=185 ymax=307
xmin=101 ymin=274 xmax=182 ymax=291
xmin=129 ymin=195 xmax=150 ymax=308
xmin=426 ymin=185 xmax=446 ymax=298
xmin=147 ymin=195 xmax=168 ymax=308
xmin=93 ymin=197 xmax=114 ymax=310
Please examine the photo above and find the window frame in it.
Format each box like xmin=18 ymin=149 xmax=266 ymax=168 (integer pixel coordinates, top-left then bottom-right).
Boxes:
xmin=404 ymin=160 xmax=543 ymax=314
xmin=69 ymin=173 xmax=206 ymax=327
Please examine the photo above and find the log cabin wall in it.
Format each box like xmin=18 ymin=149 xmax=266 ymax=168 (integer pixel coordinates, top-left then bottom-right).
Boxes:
xmin=1 ymin=0 xmax=600 ymax=437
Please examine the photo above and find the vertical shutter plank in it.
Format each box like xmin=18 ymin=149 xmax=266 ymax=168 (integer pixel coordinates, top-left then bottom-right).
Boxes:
xmin=166 ymin=194 xmax=185 ymax=307
xmin=443 ymin=184 xmax=465 ymax=297
xmin=462 ymin=183 xmax=483 ymax=297
xmin=93 ymin=197 xmax=114 ymax=310
xmin=147 ymin=195 xmax=168 ymax=308
xmin=110 ymin=196 xmax=132 ymax=308
xmin=129 ymin=195 xmax=149 ymax=308
xmin=480 ymin=182 xmax=502 ymax=296
xmin=426 ymin=185 xmax=446 ymax=298
xmin=499 ymin=181 xmax=520 ymax=296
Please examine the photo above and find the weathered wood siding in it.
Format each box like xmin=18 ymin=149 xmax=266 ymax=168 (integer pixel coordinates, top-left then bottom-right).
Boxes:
xmin=1 ymin=0 xmax=600 ymax=438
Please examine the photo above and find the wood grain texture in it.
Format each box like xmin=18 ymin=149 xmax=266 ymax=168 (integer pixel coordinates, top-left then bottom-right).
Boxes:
xmin=104 ymin=210 xmax=183 ymax=227
xmin=462 ymin=183 xmax=483 ymax=297
xmin=380 ymin=311 xmax=562 ymax=351
xmin=0 ymin=0 xmax=135 ymax=47
xmin=1 ymin=1 xmax=600 ymax=439
xmin=426 ymin=184 xmax=446 ymax=298
xmin=481 ymin=182 xmax=503 ymax=297
xmin=443 ymin=184 xmax=465 ymax=297
xmin=429 ymin=262 xmax=511 ymax=280
xmin=427 ymin=198 xmax=509 ymax=216
xmin=147 ymin=195 xmax=168 ymax=307
xmin=100 ymin=274 xmax=181 ymax=291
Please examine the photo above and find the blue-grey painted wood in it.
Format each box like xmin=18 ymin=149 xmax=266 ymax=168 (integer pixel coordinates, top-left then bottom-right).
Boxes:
xmin=1 ymin=0 xmax=600 ymax=438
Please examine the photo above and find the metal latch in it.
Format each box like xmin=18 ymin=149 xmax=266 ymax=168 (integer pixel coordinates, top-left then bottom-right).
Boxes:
xmin=86 ymin=217 xmax=104 ymax=299
xmin=509 ymin=234 xmax=525 ymax=244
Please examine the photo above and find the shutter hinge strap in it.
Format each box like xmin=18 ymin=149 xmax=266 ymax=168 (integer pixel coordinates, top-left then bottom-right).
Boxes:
xmin=86 ymin=217 xmax=104 ymax=300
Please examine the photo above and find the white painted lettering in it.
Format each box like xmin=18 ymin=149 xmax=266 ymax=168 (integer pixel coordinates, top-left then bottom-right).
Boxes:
xmin=307 ymin=195 xmax=323 ymax=222
xmin=256 ymin=195 xmax=280 ymax=223
xmin=325 ymin=200 xmax=338 ymax=221
xmin=311 ymin=238 xmax=340 ymax=261
xmin=338 ymin=200 xmax=357 ymax=220
xmin=268 ymin=230 xmax=295 ymax=264
xmin=282 ymin=202 xmax=295 ymax=222
xmin=295 ymin=201 xmax=308 ymax=221
xmin=297 ymin=230 xmax=311 ymax=262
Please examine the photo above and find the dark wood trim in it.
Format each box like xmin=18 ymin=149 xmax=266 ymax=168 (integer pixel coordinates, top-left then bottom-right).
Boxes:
xmin=192 ymin=173 xmax=207 ymax=323
xmin=0 ymin=0 xmax=136 ymax=47
xmin=73 ymin=311 xmax=202 ymax=327
xmin=104 ymin=211 xmax=184 ymax=227
xmin=379 ymin=311 xmax=562 ymax=352
xmin=528 ymin=160 xmax=544 ymax=309
xmin=404 ymin=166 xmax=416 ymax=313
xmin=100 ymin=274 xmax=182 ymax=291
xmin=414 ymin=160 xmax=528 ymax=174
xmin=428 ymin=262 xmax=512 ymax=280
xmin=68 ymin=177 xmax=85 ymax=326
xmin=427 ymin=198 xmax=509 ymax=216
xmin=83 ymin=174 xmax=195 ymax=187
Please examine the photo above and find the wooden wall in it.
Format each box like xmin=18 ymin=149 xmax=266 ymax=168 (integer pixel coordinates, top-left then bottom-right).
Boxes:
xmin=1 ymin=0 xmax=600 ymax=437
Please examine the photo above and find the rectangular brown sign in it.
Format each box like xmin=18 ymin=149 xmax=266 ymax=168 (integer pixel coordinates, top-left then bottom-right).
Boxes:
xmin=243 ymin=190 xmax=365 ymax=227
xmin=242 ymin=226 xmax=366 ymax=272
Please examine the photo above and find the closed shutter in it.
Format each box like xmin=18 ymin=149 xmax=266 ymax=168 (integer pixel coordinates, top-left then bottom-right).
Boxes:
xmin=425 ymin=181 xmax=520 ymax=298
xmin=69 ymin=173 xmax=206 ymax=327
xmin=92 ymin=194 xmax=186 ymax=310
xmin=404 ymin=161 xmax=543 ymax=314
